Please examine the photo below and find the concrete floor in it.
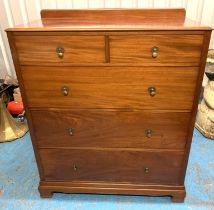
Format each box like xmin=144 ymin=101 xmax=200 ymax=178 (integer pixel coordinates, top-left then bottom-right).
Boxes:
xmin=0 ymin=129 xmax=214 ymax=210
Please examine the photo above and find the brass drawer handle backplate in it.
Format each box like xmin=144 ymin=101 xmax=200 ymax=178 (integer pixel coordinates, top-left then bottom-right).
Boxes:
xmin=68 ymin=128 xmax=73 ymax=136
xmin=148 ymin=87 xmax=156 ymax=97
xmin=56 ymin=47 xmax=64 ymax=58
xmin=151 ymin=46 xmax=159 ymax=58
xmin=73 ymin=164 xmax=77 ymax=171
xmin=144 ymin=167 xmax=149 ymax=174
xmin=61 ymin=86 xmax=69 ymax=96
xmin=146 ymin=129 xmax=152 ymax=138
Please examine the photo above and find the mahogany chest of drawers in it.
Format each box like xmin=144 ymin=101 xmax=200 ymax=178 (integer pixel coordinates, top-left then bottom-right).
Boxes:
xmin=6 ymin=8 xmax=212 ymax=202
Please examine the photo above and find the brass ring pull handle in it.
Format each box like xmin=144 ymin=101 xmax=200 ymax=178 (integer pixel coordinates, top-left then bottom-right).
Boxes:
xmin=144 ymin=167 xmax=149 ymax=174
xmin=73 ymin=164 xmax=77 ymax=171
xmin=146 ymin=129 xmax=152 ymax=138
xmin=61 ymin=86 xmax=69 ymax=96
xmin=151 ymin=46 xmax=159 ymax=58
xmin=68 ymin=128 xmax=73 ymax=136
xmin=148 ymin=87 xmax=156 ymax=97
xmin=56 ymin=47 xmax=64 ymax=58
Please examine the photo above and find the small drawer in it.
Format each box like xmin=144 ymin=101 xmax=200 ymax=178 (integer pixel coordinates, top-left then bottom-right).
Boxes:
xmin=39 ymin=148 xmax=184 ymax=185
xmin=15 ymin=35 xmax=105 ymax=64
xmin=110 ymin=35 xmax=203 ymax=66
xmin=32 ymin=110 xmax=190 ymax=150
xmin=22 ymin=66 xmax=198 ymax=110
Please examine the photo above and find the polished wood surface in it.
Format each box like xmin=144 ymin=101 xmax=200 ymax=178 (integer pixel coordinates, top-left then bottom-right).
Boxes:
xmin=110 ymin=35 xmax=203 ymax=65
xmin=15 ymin=35 xmax=105 ymax=64
xmin=41 ymin=9 xmax=186 ymax=22
xmin=15 ymin=34 xmax=203 ymax=66
xmin=31 ymin=110 xmax=190 ymax=149
xmin=180 ymin=30 xmax=212 ymax=183
xmin=6 ymin=32 xmax=46 ymax=181
xmin=6 ymin=8 xmax=212 ymax=202
xmin=13 ymin=31 xmax=206 ymax=67
xmin=21 ymin=66 xmax=198 ymax=110
xmin=39 ymin=148 xmax=184 ymax=184
xmin=5 ymin=9 xmax=212 ymax=31
xmin=39 ymin=181 xmax=186 ymax=202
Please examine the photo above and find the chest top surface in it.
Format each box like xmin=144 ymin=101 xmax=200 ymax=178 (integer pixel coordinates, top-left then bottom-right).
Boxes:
xmin=6 ymin=8 xmax=212 ymax=32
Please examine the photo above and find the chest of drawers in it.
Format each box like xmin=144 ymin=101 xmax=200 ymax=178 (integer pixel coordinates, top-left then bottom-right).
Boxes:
xmin=6 ymin=8 xmax=212 ymax=202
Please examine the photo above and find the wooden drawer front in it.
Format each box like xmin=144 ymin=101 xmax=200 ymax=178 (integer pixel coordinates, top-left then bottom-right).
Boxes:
xmin=32 ymin=110 xmax=190 ymax=150
xmin=15 ymin=36 xmax=105 ymax=64
xmin=39 ymin=149 xmax=184 ymax=184
xmin=22 ymin=66 xmax=198 ymax=110
xmin=110 ymin=35 xmax=203 ymax=66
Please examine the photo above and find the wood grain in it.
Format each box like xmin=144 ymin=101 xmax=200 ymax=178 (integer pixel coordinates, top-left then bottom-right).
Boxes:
xmin=12 ymin=31 xmax=206 ymax=36
xmin=6 ymin=32 xmax=46 ymax=181
xmin=6 ymin=9 xmax=212 ymax=32
xmin=41 ymin=9 xmax=186 ymax=23
xmin=21 ymin=66 xmax=198 ymax=110
xmin=15 ymin=35 xmax=105 ymax=64
xmin=14 ymin=33 xmax=203 ymax=66
xmin=39 ymin=180 xmax=186 ymax=202
xmin=110 ymin=35 xmax=203 ymax=65
xmin=105 ymin=35 xmax=110 ymax=63
xmin=31 ymin=110 xmax=190 ymax=150
xmin=5 ymin=9 xmax=212 ymax=32
xmin=180 ymin=30 xmax=212 ymax=182
xmin=39 ymin=148 xmax=184 ymax=185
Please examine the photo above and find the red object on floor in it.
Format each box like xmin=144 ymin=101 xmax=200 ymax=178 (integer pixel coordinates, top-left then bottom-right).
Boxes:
xmin=7 ymin=100 xmax=24 ymax=115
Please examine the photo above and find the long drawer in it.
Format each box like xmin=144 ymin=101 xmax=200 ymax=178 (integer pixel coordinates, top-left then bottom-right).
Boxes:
xmin=39 ymin=148 xmax=184 ymax=184
xmin=32 ymin=110 xmax=190 ymax=149
xmin=22 ymin=66 xmax=198 ymax=110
